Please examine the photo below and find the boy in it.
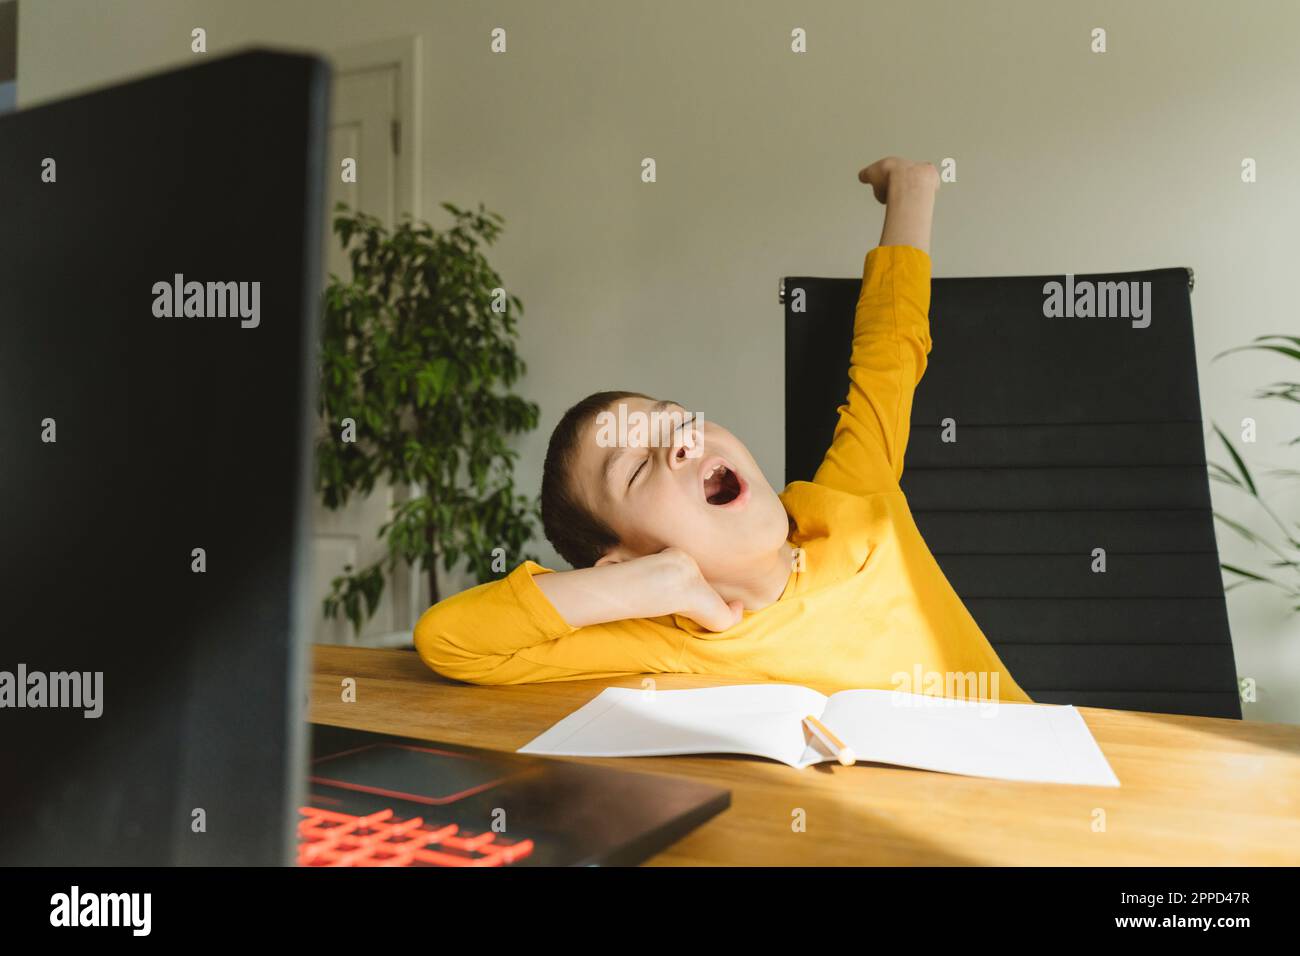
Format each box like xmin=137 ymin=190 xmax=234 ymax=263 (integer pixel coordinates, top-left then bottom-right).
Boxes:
xmin=414 ymin=156 xmax=1033 ymax=703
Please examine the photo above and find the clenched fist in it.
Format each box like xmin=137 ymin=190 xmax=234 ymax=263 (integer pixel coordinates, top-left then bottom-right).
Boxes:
xmin=857 ymin=157 xmax=940 ymax=204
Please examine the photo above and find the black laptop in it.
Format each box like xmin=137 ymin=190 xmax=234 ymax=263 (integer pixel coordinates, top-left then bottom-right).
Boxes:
xmin=0 ymin=48 xmax=728 ymax=866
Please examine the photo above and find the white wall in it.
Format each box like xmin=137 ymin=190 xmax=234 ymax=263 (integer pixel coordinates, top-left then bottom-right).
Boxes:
xmin=18 ymin=0 xmax=1299 ymax=722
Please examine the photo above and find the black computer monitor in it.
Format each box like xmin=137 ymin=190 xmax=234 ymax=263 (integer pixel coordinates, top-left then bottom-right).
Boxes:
xmin=0 ymin=49 xmax=330 ymax=864
xmin=0 ymin=48 xmax=733 ymax=868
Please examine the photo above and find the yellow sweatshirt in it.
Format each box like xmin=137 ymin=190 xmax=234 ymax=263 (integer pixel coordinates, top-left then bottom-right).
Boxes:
xmin=414 ymin=244 xmax=1033 ymax=703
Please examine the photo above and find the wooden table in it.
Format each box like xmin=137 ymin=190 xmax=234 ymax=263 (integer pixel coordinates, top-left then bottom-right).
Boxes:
xmin=309 ymin=645 xmax=1300 ymax=865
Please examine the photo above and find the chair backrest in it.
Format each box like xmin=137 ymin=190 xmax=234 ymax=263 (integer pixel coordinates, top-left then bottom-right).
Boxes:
xmin=784 ymin=264 xmax=1241 ymax=719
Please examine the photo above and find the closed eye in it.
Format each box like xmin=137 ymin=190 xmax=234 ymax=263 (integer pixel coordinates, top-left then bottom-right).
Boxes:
xmin=627 ymin=406 xmax=690 ymax=490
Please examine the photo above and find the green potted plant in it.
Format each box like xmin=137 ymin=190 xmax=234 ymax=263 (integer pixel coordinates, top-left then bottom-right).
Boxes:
xmin=316 ymin=200 xmax=541 ymax=636
xmin=1208 ymin=334 xmax=1300 ymax=612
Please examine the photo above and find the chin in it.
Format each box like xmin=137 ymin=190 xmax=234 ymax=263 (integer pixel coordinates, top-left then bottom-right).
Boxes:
xmin=686 ymin=485 xmax=788 ymax=577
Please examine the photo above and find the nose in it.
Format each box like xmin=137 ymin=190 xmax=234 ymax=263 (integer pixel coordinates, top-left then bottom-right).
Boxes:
xmin=667 ymin=418 xmax=702 ymax=470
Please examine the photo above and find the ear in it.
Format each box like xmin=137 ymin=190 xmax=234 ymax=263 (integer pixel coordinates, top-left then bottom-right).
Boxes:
xmin=593 ymin=545 xmax=635 ymax=567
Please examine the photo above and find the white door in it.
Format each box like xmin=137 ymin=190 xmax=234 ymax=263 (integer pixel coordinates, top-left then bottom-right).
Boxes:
xmin=311 ymin=43 xmax=421 ymax=647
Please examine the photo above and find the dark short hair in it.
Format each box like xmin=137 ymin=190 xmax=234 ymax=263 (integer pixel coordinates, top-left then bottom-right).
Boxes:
xmin=541 ymin=390 xmax=654 ymax=569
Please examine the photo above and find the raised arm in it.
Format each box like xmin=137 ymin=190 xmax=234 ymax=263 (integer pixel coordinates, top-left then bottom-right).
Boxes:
xmin=811 ymin=157 xmax=940 ymax=496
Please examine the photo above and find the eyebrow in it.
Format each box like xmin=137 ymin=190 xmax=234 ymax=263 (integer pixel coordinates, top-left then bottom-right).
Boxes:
xmin=600 ymin=399 xmax=680 ymax=492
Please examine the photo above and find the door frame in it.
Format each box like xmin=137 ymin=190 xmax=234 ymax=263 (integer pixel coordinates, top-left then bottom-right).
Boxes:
xmin=323 ymin=34 xmax=426 ymax=643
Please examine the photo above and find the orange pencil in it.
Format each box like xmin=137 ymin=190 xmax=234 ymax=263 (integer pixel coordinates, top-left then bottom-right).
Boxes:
xmin=803 ymin=715 xmax=856 ymax=766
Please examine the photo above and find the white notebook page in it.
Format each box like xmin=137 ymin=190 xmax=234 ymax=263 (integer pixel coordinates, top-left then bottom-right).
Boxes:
xmin=518 ymin=683 xmax=829 ymax=767
xmin=806 ymin=689 xmax=1119 ymax=785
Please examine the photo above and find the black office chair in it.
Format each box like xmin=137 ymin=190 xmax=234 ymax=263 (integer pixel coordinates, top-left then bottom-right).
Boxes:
xmin=784 ymin=264 xmax=1241 ymax=719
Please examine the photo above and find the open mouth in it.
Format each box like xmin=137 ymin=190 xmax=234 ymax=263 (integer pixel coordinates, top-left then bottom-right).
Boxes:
xmin=702 ymin=459 xmax=745 ymax=506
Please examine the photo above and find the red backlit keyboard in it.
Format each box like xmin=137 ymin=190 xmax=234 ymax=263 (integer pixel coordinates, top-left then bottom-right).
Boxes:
xmin=298 ymin=806 xmax=535 ymax=867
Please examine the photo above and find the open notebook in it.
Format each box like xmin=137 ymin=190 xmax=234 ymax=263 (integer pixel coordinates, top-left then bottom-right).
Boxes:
xmin=518 ymin=684 xmax=1120 ymax=787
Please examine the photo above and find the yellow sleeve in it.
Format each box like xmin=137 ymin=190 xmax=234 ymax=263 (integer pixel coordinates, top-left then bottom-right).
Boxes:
xmin=413 ymin=560 xmax=687 ymax=685
xmin=812 ymin=244 xmax=933 ymax=496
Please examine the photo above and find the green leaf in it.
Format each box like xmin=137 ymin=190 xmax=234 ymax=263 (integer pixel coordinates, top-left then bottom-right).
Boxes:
xmin=1215 ymin=342 xmax=1300 ymax=363
xmin=1212 ymin=424 xmax=1257 ymax=496
xmin=1213 ymin=511 xmax=1266 ymax=546
xmin=1207 ymin=462 xmax=1243 ymax=489
xmin=1222 ymin=563 xmax=1287 ymax=588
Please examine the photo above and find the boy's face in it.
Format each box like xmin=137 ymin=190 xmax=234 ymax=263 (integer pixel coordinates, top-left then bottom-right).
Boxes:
xmin=571 ymin=396 xmax=791 ymax=578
